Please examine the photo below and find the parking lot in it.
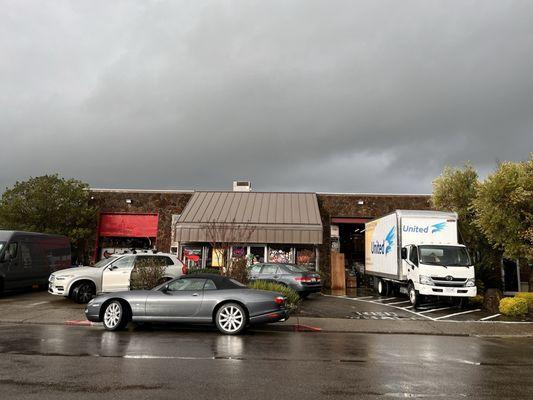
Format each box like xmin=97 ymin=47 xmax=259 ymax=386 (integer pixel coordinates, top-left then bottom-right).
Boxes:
xmin=1 ymin=288 xmax=532 ymax=330
xmin=298 ymin=290 xmax=532 ymax=323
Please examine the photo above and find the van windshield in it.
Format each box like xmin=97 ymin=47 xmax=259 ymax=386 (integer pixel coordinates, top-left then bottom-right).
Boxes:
xmin=0 ymin=242 xmax=5 ymax=252
xmin=419 ymin=245 xmax=471 ymax=267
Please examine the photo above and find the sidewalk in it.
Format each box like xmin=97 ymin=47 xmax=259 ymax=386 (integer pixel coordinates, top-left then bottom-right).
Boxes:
xmin=271 ymin=316 xmax=533 ymax=337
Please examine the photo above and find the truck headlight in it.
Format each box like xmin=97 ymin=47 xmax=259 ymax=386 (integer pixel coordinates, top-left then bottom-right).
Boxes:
xmin=465 ymin=278 xmax=476 ymax=287
xmin=419 ymin=275 xmax=434 ymax=286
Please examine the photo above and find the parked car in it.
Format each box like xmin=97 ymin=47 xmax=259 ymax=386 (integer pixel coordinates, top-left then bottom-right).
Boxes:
xmin=0 ymin=231 xmax=70 ymax=294
xmin=248 ymin=263 xmax=322 ymax=298
xmin=49 ymin=252 xmax=186 ymax=303
xmin=85 ymin=273 xmax=289 ymax=334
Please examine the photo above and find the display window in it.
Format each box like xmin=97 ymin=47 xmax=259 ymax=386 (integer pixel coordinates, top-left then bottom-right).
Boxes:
xmin=231 ymin=246 xmax=247 ymax=259
xmin=268 ymin=246 xmax=292 ymax=263
xmin=296 ymin=247 xmax=316 ymax=270
xmin=182 ymin=246 xmax=203 ymax=269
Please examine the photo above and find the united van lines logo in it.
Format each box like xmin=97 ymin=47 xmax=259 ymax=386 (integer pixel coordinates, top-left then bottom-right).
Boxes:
xmin=402 ymin=221 xmax=447 ymax=234
xmin=371 ymin=227 xmax=395 ymax=255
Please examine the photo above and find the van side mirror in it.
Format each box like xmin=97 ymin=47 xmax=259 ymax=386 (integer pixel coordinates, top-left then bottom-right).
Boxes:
xmin=401 ymin=248 xmax=407 ymax=260
xmin=1 ymin=252 xmax=11 ymax=263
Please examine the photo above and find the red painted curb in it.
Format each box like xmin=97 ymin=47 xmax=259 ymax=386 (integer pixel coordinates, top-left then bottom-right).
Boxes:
xmin=293 ymin=324 xmax=322 ymax=332
xmin=64 ymin=320 xmax=93 ymax=326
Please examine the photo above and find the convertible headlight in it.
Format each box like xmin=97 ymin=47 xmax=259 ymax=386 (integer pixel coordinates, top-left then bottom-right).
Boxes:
xmin=419 ymin=275 xmax=434 ymax=286
xmin=465 ymin=278 xmax=476 ymax=287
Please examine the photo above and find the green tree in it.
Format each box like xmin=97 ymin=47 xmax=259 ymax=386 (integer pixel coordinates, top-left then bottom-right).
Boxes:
xmin=474 ymin=156 xmax=533 ymax=289
xmin=0 ymin=174 xmax=97 ymax=263
xmin=432 ymin=164 xmax=501 ymax=289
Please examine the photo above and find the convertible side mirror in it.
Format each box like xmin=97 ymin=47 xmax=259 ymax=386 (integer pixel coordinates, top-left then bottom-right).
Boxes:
xmin=401 ymin=247 xmax=407 ymax=260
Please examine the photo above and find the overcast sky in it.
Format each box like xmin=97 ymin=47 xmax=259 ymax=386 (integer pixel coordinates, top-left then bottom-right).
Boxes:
xmin=1 ymin=0 xmax=532 ymax=194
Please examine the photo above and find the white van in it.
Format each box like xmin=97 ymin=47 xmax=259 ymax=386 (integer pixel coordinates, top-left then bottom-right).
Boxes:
xmin=48 ymin=253 xmax=186 ymax=303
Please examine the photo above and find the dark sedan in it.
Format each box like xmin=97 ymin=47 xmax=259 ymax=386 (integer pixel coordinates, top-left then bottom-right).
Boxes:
xmin=85 ymin=274 xmax=289 ymax=334
xmin=249 ymin=263 xmax=322 ymax=298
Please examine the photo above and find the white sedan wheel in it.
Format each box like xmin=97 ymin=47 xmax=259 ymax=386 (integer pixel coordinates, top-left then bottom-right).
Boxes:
xmin=217 ymin=304 xmax=245 ymax=334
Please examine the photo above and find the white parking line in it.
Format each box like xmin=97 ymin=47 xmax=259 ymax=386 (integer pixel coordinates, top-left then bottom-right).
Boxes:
xmin=373 ymin=297 xmax=399 ymax=302
xmin=480 ymin=314 xmax=501 ymax=321
xmin=27 ymin=301 xmax=49 ymax=306
xmin=386 ymin=300 xmax=411 ymax=305
xmin=434 ymin=309 xmax=482 ymax=320
xmin=323 ymin=294 xmax=435 ymax=320
xmin=418 ymin=306 xmax=454 ymax=314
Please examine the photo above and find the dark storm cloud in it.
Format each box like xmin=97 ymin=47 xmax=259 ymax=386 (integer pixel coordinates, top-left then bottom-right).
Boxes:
xmin=1 ymin=0 xmax=532 ymax=193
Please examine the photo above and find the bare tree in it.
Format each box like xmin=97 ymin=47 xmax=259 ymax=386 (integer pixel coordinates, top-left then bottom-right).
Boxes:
xmin=205 ymin=220 xmax=256 ymax=282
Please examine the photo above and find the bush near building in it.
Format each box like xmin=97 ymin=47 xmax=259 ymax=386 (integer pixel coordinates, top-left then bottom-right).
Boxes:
xmin=515 ymin=292 xmax=533 ymax=304
xmin=499 ymin=297 xmax=529 ymax=317
xmin=248 ymin=280 xmax=301 ymax=312
xmin=130 ymin=259 xmax=166 ymax=290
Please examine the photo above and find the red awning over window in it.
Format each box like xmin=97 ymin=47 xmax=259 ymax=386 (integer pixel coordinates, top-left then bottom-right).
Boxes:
xmin=99 ymin=213 xmax=159 ymax=238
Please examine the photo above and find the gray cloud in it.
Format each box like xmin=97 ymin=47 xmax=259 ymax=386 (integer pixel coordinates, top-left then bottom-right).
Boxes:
xmin=1 ymin=0 xmax=532 ymax=194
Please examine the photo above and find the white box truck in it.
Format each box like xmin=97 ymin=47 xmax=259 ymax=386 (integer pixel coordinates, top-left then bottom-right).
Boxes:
xmin=365 ymin=210 xmax=476 ymax=308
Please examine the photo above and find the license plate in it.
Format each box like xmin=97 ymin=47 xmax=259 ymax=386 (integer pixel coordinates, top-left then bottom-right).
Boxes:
xmin=444 ymin=287 xmax=454 ymax=294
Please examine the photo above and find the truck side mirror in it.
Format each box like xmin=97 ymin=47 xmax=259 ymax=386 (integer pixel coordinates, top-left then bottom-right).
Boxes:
xmin=401 ymin=248 xmax=407 ymax=260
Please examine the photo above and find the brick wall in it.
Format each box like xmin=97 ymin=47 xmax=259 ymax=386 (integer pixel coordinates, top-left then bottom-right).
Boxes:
xmin=316 ymin=193 xmax=432 ymax=287
xmin=89 ymin=190 xmax=193 ymax=255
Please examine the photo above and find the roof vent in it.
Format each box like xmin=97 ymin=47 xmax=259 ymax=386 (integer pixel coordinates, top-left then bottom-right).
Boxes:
xmin=233 ymin=181 xmax=252 ymax=192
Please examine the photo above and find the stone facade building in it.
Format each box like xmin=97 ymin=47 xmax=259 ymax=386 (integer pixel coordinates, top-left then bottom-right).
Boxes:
xmin=88 ymin=187 xmax=432 ymax=288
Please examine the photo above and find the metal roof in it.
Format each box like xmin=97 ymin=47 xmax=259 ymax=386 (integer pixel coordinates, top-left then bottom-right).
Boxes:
xmin=174 ymin=191 xmax=323 ymax=245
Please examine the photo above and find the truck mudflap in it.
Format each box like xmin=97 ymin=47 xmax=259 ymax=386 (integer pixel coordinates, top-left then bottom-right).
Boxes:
xmin=418 ymin=285 xmax=477 ymax=297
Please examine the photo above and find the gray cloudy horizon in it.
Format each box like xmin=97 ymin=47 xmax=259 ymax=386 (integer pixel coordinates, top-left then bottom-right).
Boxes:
xmin=1 ymin=0 xmax=532 ymax=194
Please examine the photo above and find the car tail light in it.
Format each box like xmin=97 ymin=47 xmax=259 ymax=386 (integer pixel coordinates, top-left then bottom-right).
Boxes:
xmin=274 ymin=296 xmax=285 ymax=305
xmin=294 ymin=276 xmax=311 ymax=283
xmin=182 ymin=265 xmax=188 ymax=275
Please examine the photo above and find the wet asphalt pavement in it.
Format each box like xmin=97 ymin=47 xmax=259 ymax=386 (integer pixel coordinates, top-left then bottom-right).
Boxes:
xmin=0 ymin=323 xmax=531 ymax=399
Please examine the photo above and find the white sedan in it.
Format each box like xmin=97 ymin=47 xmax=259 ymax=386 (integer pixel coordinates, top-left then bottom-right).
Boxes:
xmin=48 ymin=253 xmax=186 ymax=303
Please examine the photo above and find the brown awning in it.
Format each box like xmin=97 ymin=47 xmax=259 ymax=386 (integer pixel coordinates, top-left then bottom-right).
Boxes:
xmin=174 ymin=192 xmax=323 ymax=245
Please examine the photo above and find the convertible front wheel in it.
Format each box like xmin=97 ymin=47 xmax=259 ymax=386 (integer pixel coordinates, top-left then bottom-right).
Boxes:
xmin=215 ymin=303 xmax=246 ymax=335
xmin=102 ymin=300 xmax=129 ymax=331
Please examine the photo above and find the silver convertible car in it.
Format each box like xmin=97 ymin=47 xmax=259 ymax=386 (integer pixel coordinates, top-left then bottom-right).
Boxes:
xmin=85 ymin=274 xmax=289 ymax=335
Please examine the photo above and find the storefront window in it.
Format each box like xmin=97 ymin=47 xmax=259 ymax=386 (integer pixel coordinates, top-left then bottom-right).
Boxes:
xmin=268 ymin=246 xmax=292 ymax=264
xmin=296 ymin=247 xmax=316 ymax=270
xmin=249 ymin=246 xmax=266 ymax=264
xmin=231 ymin=246 xmax=247 ymax=259
xmin=182 ymin=246 xmax=203 ymax=269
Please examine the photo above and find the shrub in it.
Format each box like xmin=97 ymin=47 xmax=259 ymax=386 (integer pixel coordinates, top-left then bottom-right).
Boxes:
xmin=470 ymin=295 xmax=484 ymax=306
xmin=499 ymin=297 xmax=528 ymax=317
xmin=130 ymin=259 xmax=166 ymax=290
xmin=515 ymin=292 xmax=533 ymax=305
xmin=248 ymin=280 xmax=301 ymax=312
xmin=188 ymin=268 xmax=221 ymax=275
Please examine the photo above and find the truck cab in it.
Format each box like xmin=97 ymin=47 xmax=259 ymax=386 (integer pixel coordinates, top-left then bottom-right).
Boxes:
xmin=402 ymin=244 xmax=476 ymax=306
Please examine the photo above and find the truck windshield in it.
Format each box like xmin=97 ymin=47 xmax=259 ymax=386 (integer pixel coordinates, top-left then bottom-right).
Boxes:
xmin=419 ymin=245 xmax=471 ymax=267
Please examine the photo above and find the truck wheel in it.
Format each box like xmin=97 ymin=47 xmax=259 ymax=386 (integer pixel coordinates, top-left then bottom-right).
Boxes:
xmin=459 ymin=298 xmax=470 ymax=309
xmin=408 ymin=283 xmax=420 ymax=308
xmin=377 ymin=279 xmax=389 ymax=296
